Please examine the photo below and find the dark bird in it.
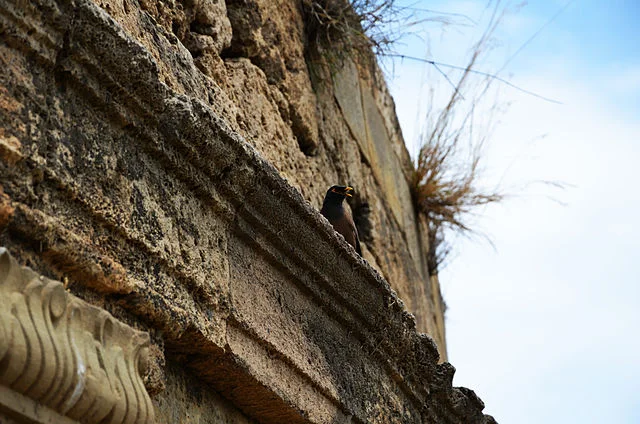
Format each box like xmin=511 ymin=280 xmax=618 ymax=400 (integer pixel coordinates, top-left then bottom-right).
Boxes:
xmin=321 ymin=185 xmax=362 ymax=255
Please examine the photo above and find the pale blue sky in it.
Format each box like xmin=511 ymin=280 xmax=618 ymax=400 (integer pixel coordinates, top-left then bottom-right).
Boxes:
xmin=386 ymin=1 xmax=640 ymax=423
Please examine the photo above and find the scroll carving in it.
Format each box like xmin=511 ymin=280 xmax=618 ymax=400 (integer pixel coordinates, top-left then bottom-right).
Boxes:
xmin=0 ymin=247 xmax=154 ymax=423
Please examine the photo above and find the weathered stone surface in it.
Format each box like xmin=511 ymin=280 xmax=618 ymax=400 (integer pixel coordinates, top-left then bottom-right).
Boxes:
xmin=0 ymin=0 xmax=493 ymax=421
xmin=154 ymin=361 xmax=256 ymax=423
xmin=56 ymin=0 xmax=443 ymax=347
xmin=0 ymin=248 xmax=154 ymax=423
xmin=333 ymin=59 xmax=370 ymax=165
xmin=225 ymin=0 xmax=319 ymax=155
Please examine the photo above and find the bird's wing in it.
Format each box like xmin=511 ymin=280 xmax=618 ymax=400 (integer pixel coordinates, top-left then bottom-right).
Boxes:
xmin=321 ymin=203 xmax=362 ymax=256
xmin=345 ymin=207 xmax=362 ymax=256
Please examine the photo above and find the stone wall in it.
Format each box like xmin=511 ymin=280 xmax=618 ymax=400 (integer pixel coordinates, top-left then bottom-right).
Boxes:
xmin=65 ymin=0 xmax=447 ymax=347
xmin=0 ymin=0 xmax=493 ymax=422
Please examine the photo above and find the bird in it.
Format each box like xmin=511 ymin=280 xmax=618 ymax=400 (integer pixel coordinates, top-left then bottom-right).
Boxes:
xmin=320 ymin=185 xmax=362 ymax=255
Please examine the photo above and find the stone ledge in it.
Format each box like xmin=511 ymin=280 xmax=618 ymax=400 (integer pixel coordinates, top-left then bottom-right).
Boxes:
xmin=0 ymin=0 xmax=495 ymax=422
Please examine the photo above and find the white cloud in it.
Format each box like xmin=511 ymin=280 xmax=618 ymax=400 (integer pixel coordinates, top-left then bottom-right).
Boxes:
xmin=440 ymin=60 xmax=640 ymax=424
xmin=389 ymin=2 xmax=640 ymax=423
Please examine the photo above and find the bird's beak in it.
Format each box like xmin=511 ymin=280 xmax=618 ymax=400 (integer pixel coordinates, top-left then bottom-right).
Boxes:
xmin=345 ymin=186 xmax=354 ymax=197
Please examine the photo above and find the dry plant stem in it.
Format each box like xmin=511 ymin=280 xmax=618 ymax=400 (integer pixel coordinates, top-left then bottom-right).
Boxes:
xmin=413 ymin=1 xmax=507 ymax=274
xmin=303 ymin=0 xmax=414 ymax=72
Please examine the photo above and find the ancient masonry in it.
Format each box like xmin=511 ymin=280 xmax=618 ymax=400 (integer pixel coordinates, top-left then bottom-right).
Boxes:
xmin=0 ymin=0 xmax=495 ymax=422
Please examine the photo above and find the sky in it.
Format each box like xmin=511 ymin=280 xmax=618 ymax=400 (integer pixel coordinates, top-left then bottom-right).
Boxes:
xmin=385 ymin=1 xmax=640 ymax=423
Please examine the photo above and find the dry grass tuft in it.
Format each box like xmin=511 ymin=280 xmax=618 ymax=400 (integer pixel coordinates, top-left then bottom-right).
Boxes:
xmin=303 ymin=0 xmax=397 ymax=55
xmin=412 ymin=128 xmax=503 ymax=234
xmin=302 ymin=0 xmax=420 ymax=76
xmin=412 ymin=2 xmax=508 ymax=274
xmin=414 ymin=136 xmax=504 ymax=274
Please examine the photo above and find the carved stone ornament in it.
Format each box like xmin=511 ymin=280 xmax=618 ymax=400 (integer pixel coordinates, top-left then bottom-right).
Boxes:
xmin=0 ymin=247 xmax=154 ymax=423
